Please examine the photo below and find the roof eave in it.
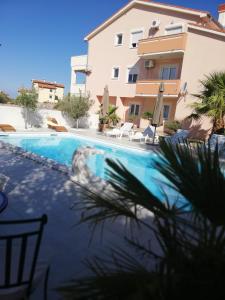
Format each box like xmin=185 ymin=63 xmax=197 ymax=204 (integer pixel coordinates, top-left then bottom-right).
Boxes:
xmin=188 ymin=24 xmax=225 ymax=37
xmin=84 ymin=0 xmax=209 ymax=41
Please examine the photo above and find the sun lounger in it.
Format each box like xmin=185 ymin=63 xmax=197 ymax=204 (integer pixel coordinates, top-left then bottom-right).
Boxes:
xmin=0 ymin=124 xmax=16 ymax=132
xmin=47 ymin=117 xmax=68 ymax=132
xmin=106 ymin=122 xmax=133 ymax=138
xmin=129 ymin=125 xmax=159 ymax=143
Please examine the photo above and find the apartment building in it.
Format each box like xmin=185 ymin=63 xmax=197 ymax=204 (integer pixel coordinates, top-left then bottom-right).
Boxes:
xmin=32 ymin=80 xmax=64 ymax=103
xmin=71 ymin=0 xmax=225 ymax=129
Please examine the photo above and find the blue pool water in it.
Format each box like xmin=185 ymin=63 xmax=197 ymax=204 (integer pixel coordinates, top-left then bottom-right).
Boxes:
xmin=0 ymin=134 xmax=175 ymax=200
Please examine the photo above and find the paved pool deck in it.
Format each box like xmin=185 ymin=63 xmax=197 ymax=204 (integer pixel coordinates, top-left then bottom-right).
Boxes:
xmin=0 ymin=130 xmax=156 ymax=299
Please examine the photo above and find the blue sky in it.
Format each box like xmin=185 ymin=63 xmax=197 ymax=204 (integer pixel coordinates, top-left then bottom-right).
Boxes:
xmin=0 ymin=0 xmax=221 ymax=97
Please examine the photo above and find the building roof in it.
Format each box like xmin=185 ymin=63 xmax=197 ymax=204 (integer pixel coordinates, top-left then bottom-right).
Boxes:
xmin=218 ymin=3 xmax=225 ymax=13
xmin=32 ymin=80 xmax=64 ymax=88
xmin=85 ymin=0 xmax=211 ymax=41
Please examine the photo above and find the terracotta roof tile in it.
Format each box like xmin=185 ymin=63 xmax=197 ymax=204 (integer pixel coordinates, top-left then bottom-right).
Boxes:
xmin=32 ymin=80 xmax=64 ymax=88
xmin=189 ymin=22 xmax=225 ymax=34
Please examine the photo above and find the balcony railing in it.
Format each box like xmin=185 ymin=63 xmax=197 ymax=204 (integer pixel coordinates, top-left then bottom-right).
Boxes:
xmin=136 ymin=80 xmax=181 ymax=96
xmin=138 ymin=33 xmax=187 ymax=57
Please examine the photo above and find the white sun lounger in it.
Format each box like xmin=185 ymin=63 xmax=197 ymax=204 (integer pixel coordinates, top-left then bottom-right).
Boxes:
xmin=106 ymin=122 xmax=133 ymax=138
xmin=129 ymin=125 xmax=159 ymax=143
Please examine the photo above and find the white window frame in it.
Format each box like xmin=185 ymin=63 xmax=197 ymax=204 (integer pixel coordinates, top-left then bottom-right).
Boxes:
xmin=164 ymin=23 xmax=185 ymax=35
xmin=160 ymin=64 xmax=178 ymax=80
xmin=111 ymin=67 xmax=120 ymax=80
xmin=126 ymin=66 xmax=139 ymax=84
xmin=130 ymin=28 xmax=144 ymax=49
xmin=163 ymin=104 xmax=171 ymax=120
xmin=114 ymin=33 xmax=123 ymax=46
xmin=129 ymin=104 xmax=141 ymax=116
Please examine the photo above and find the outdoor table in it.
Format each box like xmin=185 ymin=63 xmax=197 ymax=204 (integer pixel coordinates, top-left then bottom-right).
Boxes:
xmin=0 ymin=191 xmax=8 ymax=213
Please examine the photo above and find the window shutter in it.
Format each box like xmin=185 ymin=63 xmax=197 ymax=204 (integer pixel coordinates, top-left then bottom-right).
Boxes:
xmin=131 ymin=31 xmax=143 ymax=44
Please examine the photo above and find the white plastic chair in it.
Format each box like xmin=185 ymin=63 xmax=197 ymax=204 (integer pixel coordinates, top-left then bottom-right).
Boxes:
xmin=106 ymin=122 xmax=133 ymax=138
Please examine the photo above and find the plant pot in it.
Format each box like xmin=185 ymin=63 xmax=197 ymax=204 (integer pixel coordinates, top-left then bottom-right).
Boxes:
xmin=98 ymin=123 xmax=107 ymax=132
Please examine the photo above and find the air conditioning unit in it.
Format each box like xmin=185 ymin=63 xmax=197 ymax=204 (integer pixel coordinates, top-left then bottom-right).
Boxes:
xmin=144 ymin=60 xmax=155 ymax=69
xmin=151 ymin=19 xmax=160 ymax=29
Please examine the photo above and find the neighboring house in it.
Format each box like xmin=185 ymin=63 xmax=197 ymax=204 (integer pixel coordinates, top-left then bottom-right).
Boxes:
xmin=71 ymin=0 xmax=225 ymax=129
xmin=32 ymin=80 xmax=64 ymax=103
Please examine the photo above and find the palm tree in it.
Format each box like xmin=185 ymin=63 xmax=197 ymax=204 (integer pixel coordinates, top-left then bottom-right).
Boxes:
xmin=189 ymin=71 xmax=225 ymax=134
xmin=58 ymin=139 xmax=225 ymax=300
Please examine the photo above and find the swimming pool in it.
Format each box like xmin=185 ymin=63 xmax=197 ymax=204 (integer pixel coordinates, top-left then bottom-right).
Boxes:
xmin=0 ymin=133 xmax=175 ymax=200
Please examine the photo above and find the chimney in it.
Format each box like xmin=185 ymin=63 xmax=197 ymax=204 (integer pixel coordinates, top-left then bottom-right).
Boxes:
xmin=218 ymin=4 xmax=225 ymax=28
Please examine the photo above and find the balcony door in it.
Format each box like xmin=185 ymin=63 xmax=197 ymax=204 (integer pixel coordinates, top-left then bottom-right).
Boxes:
xmin=160 ymin=65 xmax=177 ymax=80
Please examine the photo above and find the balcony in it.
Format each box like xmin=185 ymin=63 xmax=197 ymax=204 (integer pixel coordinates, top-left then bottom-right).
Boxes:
xmin=71 ymin=55 xmax=91 ymax=73
xmin=138 ymin=33 xmax=187 ymax=59
xmin=136 ymin=80 xmax=181 ymax=96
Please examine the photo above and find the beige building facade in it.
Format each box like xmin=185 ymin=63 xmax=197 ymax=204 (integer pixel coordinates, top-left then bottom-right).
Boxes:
xmin=71 ymin=0 xmax=225 ymax=132
xmin=32 ymin=80 xmax=64 ymax=103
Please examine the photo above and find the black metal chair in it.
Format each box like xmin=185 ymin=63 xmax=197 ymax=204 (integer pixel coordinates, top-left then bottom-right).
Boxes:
xmin=0 ymin=214 xmax=49 ymax=300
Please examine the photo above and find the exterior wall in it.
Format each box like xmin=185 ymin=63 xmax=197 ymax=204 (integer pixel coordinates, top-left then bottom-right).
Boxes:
xmin=176 ymin=28 xmax=225 ymax=135
xmin=138 ymin=57 xmax=183 ymax=81
xmin=0 ymin=104 xmax=91 ymax=130
xmin=86 ymin=3 xmax=202 ymax=119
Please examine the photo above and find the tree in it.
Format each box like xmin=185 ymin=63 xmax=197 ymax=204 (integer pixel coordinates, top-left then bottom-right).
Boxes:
xmin=189 ymin=71 xmax=225 ymax=134
xmin=0 ymin=91 xmax=11 ymax=104
xmin=58 ymin=140 xmax=225 ymax=300
xmin=56 ymin=93 xmax=93 ymax=128
xmin=16 ymin=88 xmax=38 ymax=129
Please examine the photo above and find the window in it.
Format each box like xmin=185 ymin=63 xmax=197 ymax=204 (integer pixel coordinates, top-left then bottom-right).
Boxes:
xmin=112 ymin=67 xmax=120 ymax=79
xmin=129 ymin=104 xmax=140 ymax=116
xmin=55 ymin=95 xmax=59 ymax=100
xmin=49 ymin=95 xmax=52 ymax=99
xmin=115 ymin=33 xmax=123 ymax=46
xmin=128 ymin=74 xmax=138 ymax=83
xmin=130 ymin=30 xmax=143 ymax=48
xmin=165 ymin=23 xmax=183 ymax=35
xmin=160 ymin=65 xmax=177 ymax=80
xmin=163 ymin=105 xmax=170 ymax=120
xmin=127 ymin=67 xmax=138 ymax=83
xmin=50 ymin=89 xmax=53 ymax=92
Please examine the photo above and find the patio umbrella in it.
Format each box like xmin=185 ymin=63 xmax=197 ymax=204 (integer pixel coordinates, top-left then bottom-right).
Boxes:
xmin=151 ymin=82 xmax=164 ymax=144
xmin=102 ymin=85 xmax=109 ymax=116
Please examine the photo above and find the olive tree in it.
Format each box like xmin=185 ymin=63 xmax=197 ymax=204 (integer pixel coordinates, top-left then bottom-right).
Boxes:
xmin=56 ymin=93 xmax=93 ymax=128
xmin=16 ymin=88 xmax=38 ymax=129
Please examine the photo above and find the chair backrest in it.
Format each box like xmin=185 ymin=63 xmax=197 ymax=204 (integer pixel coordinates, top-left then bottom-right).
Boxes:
xmin=170 ymin=129 xmax=189 ymax=143
xmin=143 ymin=126 xmax=155 ymax=137
xmin=120 ymin=122 xmax=133 ymax=132
xmin=0 ymin=215 xmax=48 ymax=296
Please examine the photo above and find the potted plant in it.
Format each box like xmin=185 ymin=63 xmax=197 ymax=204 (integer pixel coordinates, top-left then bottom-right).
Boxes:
xmin=164 ymin=120 xmax=181 ymax=135
xmin=98 ymin=116 xmax=108 ymax=132
xmin=142 ymin=111 xmax=153 ymax=123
